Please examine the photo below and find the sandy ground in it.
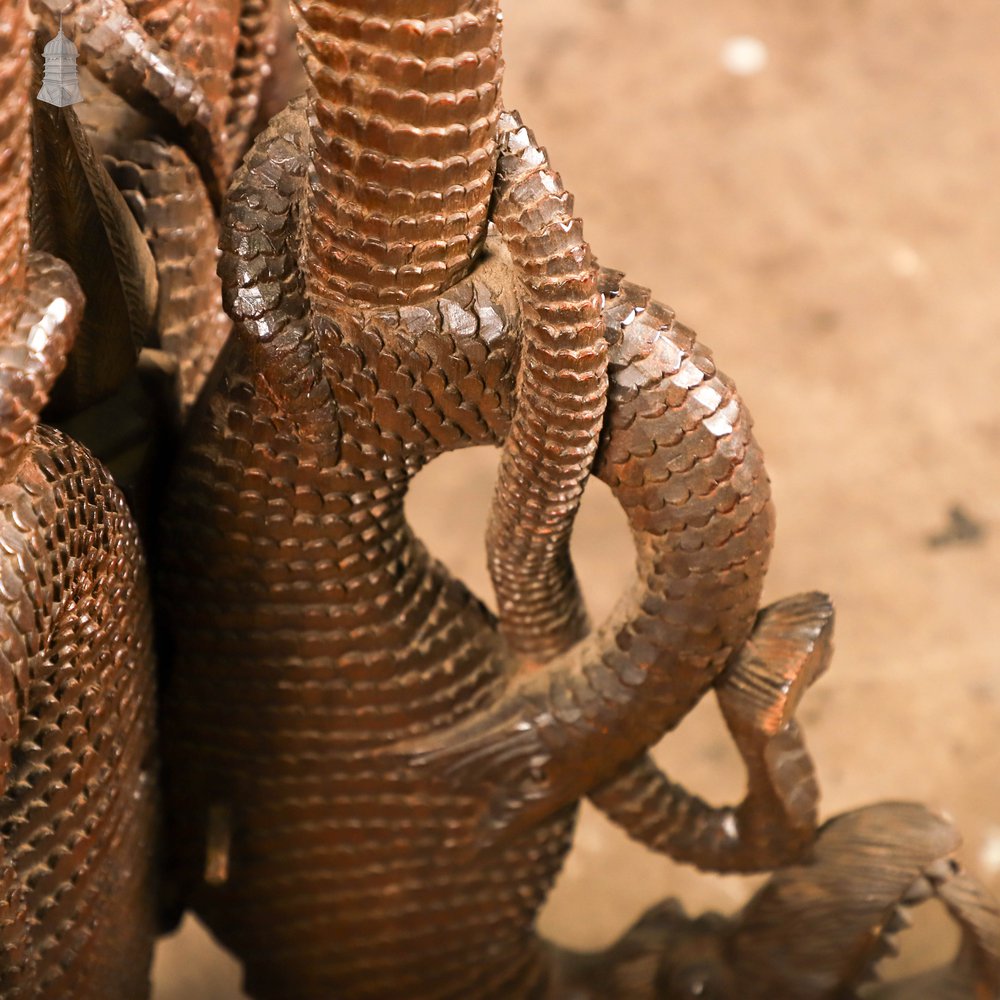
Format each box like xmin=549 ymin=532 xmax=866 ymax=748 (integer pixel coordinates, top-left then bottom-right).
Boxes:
xmin=153 ymin=0 xmax=1000 ymax=993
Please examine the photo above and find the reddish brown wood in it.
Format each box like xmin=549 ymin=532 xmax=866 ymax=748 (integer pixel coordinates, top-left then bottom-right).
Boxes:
xmin=156 ymin=5 xmax=1000 ymax=997
xmin=3 ymin=1 xmax=997 ymax=997
xmin=293 ymin=0 xmax=504 ymax=306
xmin=0 ymin=29 xmax=159 ymax=986
xmin=0 ymin=1 xmax=29 ymax=337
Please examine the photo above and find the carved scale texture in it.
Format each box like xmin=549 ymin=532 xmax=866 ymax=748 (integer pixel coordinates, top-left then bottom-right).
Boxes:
xmin=126 ymin=0 xmax=240 ymax=111
xmin=37 ymin=0 xmax=280 ymax=200
xmin=163 ymin=110 xmax=564 ymax=1000
xmin=41 ymin=0 xmax=230 ymax=198
xmin=124 ymin=0 xmax=247 ymax=175
xmin=0 ymin=428 xmax=158 ymax=998
xmin=0 ymin=258 xmax=158 ymax=998
xmin=106 ymin=139 xmax=232 ymax=413
xmin=31 ymin=3 xmax=992 ymax=994
xmin=550 ymin=802 xmax=1000 ymax=999
xmin=30 ymin=102 xmax=160 ymax=417
xmin=588 ymin=736 xmax=814 ymax=873
xmin=396 ymin=264 xmax=774 ymax=837
xmin=730 ymin=803 xmax=1000 ymax=998
xmin=160 ymin=104 xmax=773 ymax=999
xmin=588 ymin=592 xmax=833 ymax=873
xmin=486 ymin=114 xmax=607 ymax=661
xmin=292 ymin=0 xmax=503 ymax=305
xmin=42 ymin=0 xmax=210 ymax=134
xmin=0 ymin=0 xmax=29 ymax=338
xmin=0 ymin=259 xmax=81 ymax=479
xmin=227 ymin=0 xmax=280 ymax=162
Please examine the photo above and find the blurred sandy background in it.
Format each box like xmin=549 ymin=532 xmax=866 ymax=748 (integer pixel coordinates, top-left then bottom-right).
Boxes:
xmin=154 ymin=0 xmax=1000 ymax=993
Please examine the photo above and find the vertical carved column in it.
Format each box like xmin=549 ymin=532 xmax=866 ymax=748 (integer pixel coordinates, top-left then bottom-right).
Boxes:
xmin=292 ymin=0 xmax=503 ymax=306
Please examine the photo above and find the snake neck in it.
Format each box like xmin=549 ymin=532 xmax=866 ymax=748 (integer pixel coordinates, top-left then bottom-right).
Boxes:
xmin=292 ymin=0 xmax=503 ymax=308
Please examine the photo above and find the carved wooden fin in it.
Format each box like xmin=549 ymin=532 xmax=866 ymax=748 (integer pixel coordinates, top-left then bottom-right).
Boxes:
xmin=732 ymin=803 xmax=1000 ymax=999
xmin=589 ymin=593 xmax=833 ymax=873
xmin=31 ymin=100 xmax=158 ymax=416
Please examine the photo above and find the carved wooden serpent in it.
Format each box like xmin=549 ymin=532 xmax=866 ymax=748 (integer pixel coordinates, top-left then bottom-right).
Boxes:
xmin=0 ymin=0 xmax=997 ymax=997
xmin=153 ymin=2 xmax=999 ymax=997
xmin=0 ymin=0 xmax=267 ymax=993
